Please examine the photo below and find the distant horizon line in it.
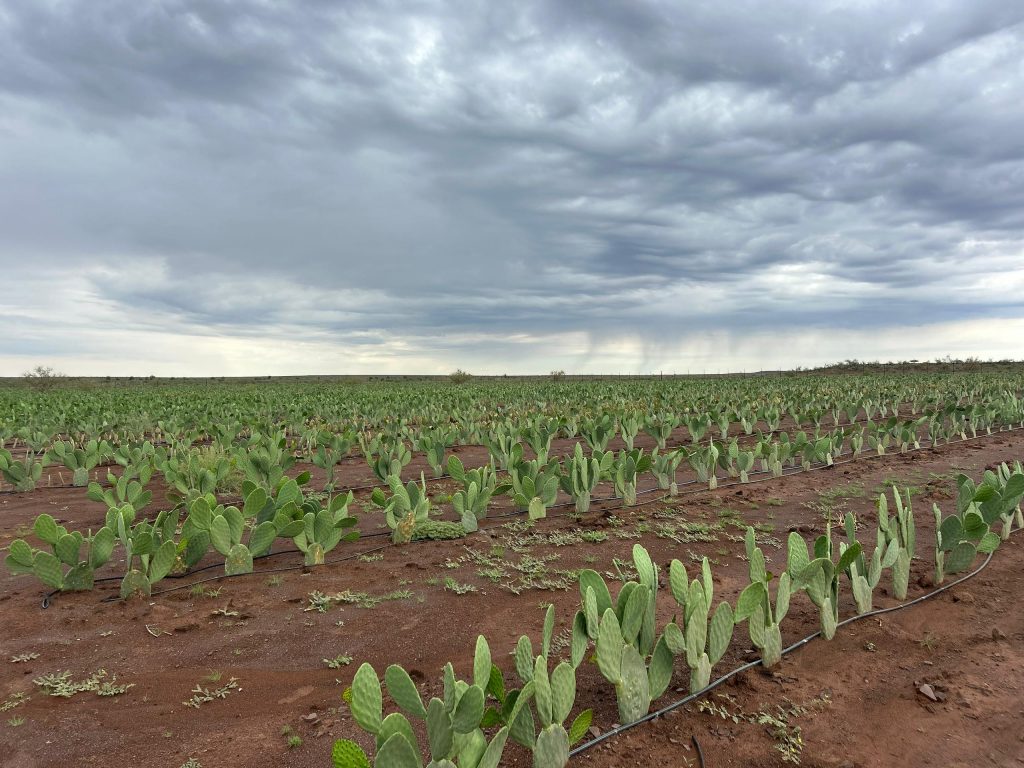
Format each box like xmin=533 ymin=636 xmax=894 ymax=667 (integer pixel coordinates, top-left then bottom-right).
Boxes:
xmin=4 ymin=358 xmax=1024 ymax=382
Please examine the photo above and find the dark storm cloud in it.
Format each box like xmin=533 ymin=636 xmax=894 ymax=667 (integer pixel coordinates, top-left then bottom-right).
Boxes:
xmin=2 ymin=0 xmax=1024 ymax=372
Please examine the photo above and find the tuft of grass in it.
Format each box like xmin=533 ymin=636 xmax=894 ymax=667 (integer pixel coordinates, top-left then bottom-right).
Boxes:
xmin=444 ymin=577 xmax=477 ymax=595
xmin=323 ymin=655 xmax=353 ymax=669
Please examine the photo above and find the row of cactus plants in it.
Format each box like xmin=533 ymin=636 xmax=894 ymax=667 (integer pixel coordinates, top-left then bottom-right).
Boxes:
xmin=5 ymin=474 xmax=361 ymax=597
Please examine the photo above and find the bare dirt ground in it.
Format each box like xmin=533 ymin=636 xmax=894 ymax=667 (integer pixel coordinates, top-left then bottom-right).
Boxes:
xmin=2 ymin=430 xmax=1023 ymax=768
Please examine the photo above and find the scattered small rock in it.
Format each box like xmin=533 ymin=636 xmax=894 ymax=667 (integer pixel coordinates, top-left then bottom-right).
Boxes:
xmin=588 ymin=726 xmax=602 ymax=738
xmin=918 ymin=683 xmax=939 ymax=702
xmin=992 ymin=627 xmax=1007 ymax=641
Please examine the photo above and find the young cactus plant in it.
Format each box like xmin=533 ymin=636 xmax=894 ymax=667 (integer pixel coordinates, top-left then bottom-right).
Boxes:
xmin=734 ymin=528 xmax=792 ymax=667
xmin=522 ymin=649 xmax=589 ymax=767
xmin=572 ymin=545 xmax=672 ymax=723
xmin=236 ymin=433 xmax=296 ymax=490
xmin=992 ymin=462 xmax=1024 ymax=536
xmin=619 ymin=414 xmax=640 ymax=451
xmin=735 ymin=448 xmax=756 ymax=483
xmin=447 ymin=456 xmax=508 ymax=496
xmin=291 ymin=492 xmax=359 ymax=565
xmin=932 ymin=502 xmax=996 ymax=584
xmin=453 ymin=482 xmax=495 ymax=533
xmin=650 ymin=447 xmax=685 ymax=495
xmin=420 ymin=432 xmax=450 ymax=478
xmin=843 ymin=512 xmax=899 ymax=613
xmin=47 ymin=439 xmax=111 ymax=486
xmin=87 ymin=469 xmax=153 ymax=513
xmin=448 ymin=456 xmax=510 ymax=531
xmin=509 ymin=461 xmax=560 ymax=521
xmin=664 ymin=557 xmax=734 ymax=692
xmin=876 ymin=487 xmax=915 ymax=599
xmin=580 ymin=414 xmax=616 ymax=453
xmin=499 ymin=606 xmax=593 ymax=768
xmin=524 ymin=417 xmax=560 ymax=465
xmin=0 ymin=448 xmax=45 ymax=492
xmin=334 ymin=637 xmax=515 ymax=768
xmin=371 ymin=473 xmax=431 ymax=543
xmin=787 ymin=524 xmax=861 ymax=639
xmin=311 ymin=429 xmax=355 ymax=490
xmin=688 ymin=442 xmax=720 ymax=490
xmin=642 ymin=413 xmax=676 ymax=450
xmin=369 ymin=440 xmax=412 ymax=483
xmin=182 ymin=492 xmax=279 ymax=575
xmin=558 ymin=443 xmax=612 ymax=514
xmin=5 ymin=514 xmax=116 ymax=591
xmin=611 ymin=449 xmax=652 ymax=506
xmin=483 ymin=428 xmax=522 ymax=470
xmin=111 ymin=504 xmax=178 ymax=599
xmin=961 ymin=468 xmax=1024 ymax=541
xmin=929 ymin=469 xmax=1022 ymax=583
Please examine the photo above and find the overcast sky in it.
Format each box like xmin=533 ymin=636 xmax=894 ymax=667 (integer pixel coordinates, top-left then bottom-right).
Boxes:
xmin=2 ymin=1 xmax=1024 ymax=375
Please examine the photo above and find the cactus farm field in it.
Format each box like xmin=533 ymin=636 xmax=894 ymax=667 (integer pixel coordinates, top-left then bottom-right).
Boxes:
xmin=3 ymin=375 xmax=1024 ymax=768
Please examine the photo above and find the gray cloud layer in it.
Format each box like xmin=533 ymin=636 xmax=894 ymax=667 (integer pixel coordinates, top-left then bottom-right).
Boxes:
xmin=2 ymin=1 xmax=1024 ymax=372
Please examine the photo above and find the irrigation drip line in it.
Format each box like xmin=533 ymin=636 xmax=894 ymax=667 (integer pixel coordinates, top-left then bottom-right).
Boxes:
xmin=692 ymin=736 xmax=706 ymax=768
xmin=123 ymin=542 xmax=395 ymax=602
xmin=568 ymin=527 xmax=1018 ymax=760
xmin=36 ymin=423 xmax=1024 ymax=609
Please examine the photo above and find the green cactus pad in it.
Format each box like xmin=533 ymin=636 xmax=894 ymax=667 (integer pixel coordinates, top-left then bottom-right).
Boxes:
xmin=31 ymin=551 xmax=63 ymax=590
xmin=330 ymin=739 xmax=370 ymax=768
xmin=690 ymin=653 xmax=712 ymax=693
xmin=119 ymin=569 xmax=151 ymax=599
xmin=375 ymin=732 xmax=420 ymax=768
xmin=476 ymin=726 xmax=510 ymax=768
xmin=224 ymin=543 xmax=253 ymax=576
xmin=375 ymin=712 xmax=418 ymax=754
xmin=595 ymin=609 xmax=623 ymax=682
xmin=707 ymin=602 xmax=734 ymax=665
xmin=944 ymin=541 xmax=977 ymax=573
xmin=534 ymin=725 xmax=570 ymax=768
xmin=451 ymin=684 xmax=484 ymax=733
xmin=350 ymin=663 xmax=383 ymax=734
xmin=614 ymin=645 xmax=651 ymax=724
xmin=63 ymin=563 xmax=94 ymax=591
xmin=550 ymin=662 xmax=575 ymax=726
xmin=426 ymin=697 xmax=454 ymax=760
xmin=385 ymin=665 xmax=427 ymax=719
xmin=647 ymin=634 xmax=674 ymax=700
xmin=34 ymin=514 xmax=61 ymax=546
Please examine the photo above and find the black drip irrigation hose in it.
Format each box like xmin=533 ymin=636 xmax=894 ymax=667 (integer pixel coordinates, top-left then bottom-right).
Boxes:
xmin=36 ymin=423 xmax=1024 ymax=610
xmin=692 ymin=736 xmax=705 ymax=768
xmin=568 ymin=527 xmax=1018 ymax=759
